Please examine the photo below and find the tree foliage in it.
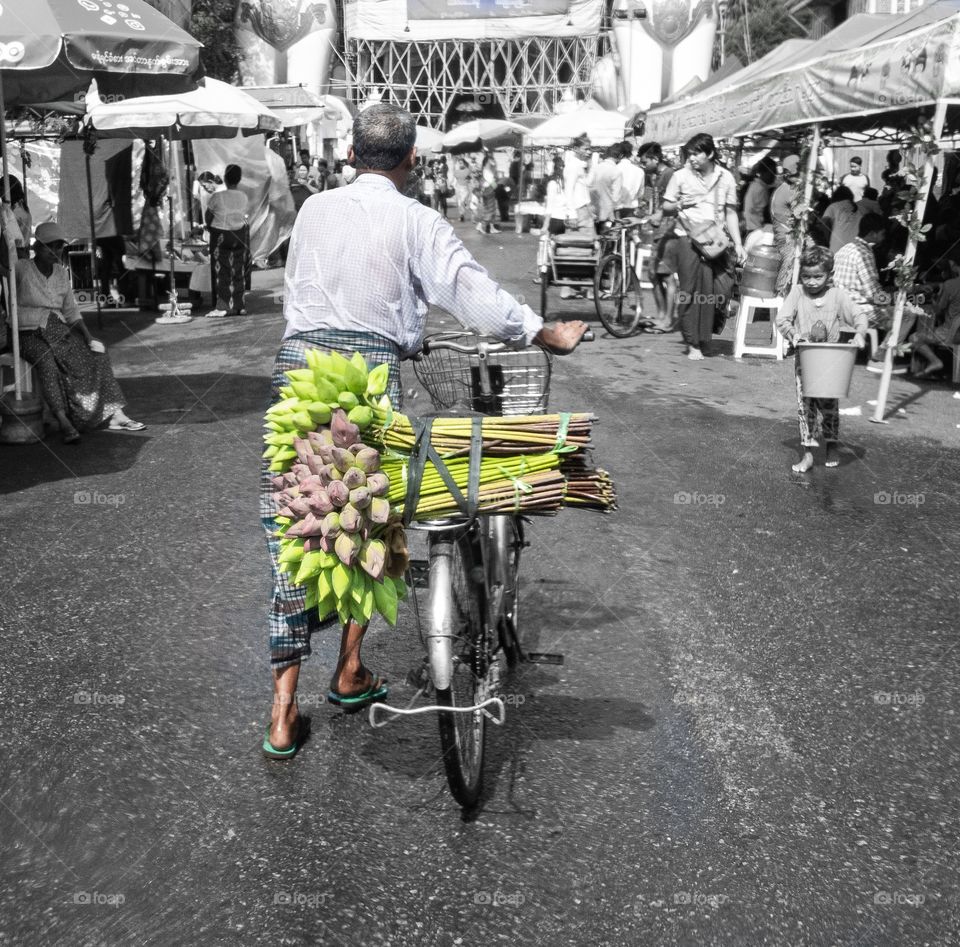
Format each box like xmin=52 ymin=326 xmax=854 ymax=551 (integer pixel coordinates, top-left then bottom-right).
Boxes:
xmin=190 ymin=0 xmax=243 ymax=83
xmin=722 ymin=0 xmax=813 ymax=65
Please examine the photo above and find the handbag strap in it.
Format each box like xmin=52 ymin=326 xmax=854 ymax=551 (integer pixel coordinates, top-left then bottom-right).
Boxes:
xmin=678 ymin=169 xmax=727 ymax=231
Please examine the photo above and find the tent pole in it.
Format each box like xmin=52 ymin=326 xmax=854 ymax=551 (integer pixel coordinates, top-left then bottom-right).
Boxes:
xmin=0 ymin=73 xmax=24 ymax=402
xmin=83 ymin=150 xmax=103 ymax=329
xmin=793 ymin=122 xmax=820 ymax=287
xmin=872 ymin=99 xmax=947 ymax=423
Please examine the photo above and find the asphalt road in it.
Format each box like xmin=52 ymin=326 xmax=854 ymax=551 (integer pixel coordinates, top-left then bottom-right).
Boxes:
xmin=1 ymin=220 xmax=959 ymax=946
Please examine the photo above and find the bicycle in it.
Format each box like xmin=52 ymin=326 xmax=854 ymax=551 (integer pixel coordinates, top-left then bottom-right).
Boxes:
xmin=593 ymin=216 xmax=648 ymax=338
xmin=368 ymin=332 xmax=577 ymax=808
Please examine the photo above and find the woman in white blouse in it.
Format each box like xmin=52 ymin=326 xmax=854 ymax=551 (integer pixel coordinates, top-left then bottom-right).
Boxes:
xmin=204 ymin=163 xmax=249 ymax=318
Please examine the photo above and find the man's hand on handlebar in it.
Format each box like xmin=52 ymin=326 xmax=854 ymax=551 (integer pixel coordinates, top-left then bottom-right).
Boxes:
xmin=535 ymin=320 xmax=591 ymax=355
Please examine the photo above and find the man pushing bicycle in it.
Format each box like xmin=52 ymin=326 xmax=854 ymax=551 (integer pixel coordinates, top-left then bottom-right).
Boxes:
xmin=262 ymin=103 xmax=588 ymax=759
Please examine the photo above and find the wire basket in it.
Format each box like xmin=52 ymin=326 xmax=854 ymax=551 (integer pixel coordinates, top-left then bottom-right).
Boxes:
xmin=414 ymin=334 xmax=553 ymax=416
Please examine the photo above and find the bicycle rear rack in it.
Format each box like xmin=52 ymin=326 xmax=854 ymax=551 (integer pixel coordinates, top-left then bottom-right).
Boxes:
xmin=368 ymin=692 xmax=506 ymax=729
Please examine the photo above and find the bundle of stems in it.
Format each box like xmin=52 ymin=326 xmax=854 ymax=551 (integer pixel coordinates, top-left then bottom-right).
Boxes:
xmin=371 ymin=406 xmax=597 ymax=456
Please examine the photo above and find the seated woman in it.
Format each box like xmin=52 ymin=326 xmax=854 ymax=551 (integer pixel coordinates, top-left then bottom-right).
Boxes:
xmin=912 ymin=250 xmax=960 ymax=377
xmin=13 ymin=222 xmax=144 ymax=443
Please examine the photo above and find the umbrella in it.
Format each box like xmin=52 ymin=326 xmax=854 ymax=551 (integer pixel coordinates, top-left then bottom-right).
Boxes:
xmin=525 ymin=108 xmax=632 ymax=147
xmin=84 ymin=79 xmax=284 ymax=140
xmin=238 ymin=84 xmax=326 ymax=129
xmin=441 ymin=119 xmax=527 ymax=154
xmin=415 ymin=125 xmax=445 ymax=152
xmin=84 ymin=80 xmax=283 ymax=323
xmin=0 ymin=0 xmax=203 ymax=400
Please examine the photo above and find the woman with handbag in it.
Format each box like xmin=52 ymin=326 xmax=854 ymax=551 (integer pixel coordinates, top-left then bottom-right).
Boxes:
xmin=661 ymin=134 xmax=747 ymax=360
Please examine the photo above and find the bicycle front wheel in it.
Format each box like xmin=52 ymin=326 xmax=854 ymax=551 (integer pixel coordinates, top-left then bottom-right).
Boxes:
xmin=594 ymin=253 xmax=642 ymax=337
xmin=428 ymin=531 xmax=489 ymax=809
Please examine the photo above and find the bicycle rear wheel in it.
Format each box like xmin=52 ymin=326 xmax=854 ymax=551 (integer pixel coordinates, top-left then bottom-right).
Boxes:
xmin=595 ymin=253 xmax=642 ymax=337
xmin=428 ymin=530 xmax=489 ymax=808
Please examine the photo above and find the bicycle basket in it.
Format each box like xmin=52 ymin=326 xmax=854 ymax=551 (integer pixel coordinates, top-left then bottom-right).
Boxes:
xmin=413 ymin=334 xmax=553 ymax=416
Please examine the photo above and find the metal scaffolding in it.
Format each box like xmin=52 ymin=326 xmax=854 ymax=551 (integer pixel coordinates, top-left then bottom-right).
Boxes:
xmin=346 ymin=35 xmax=606 ymax=128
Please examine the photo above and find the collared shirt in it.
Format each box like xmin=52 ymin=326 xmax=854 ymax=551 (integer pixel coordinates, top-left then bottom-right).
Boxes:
xmin=833 ymin=237 xmax=884 ymax=322
xmin=15 ymin=259 xmax=81 ymax=330
xmin=563 ymin=151 xmax=591 ymax=212
xmin=588 ymin=157 xmax=623 ymax=222
xmin=615 ymin=158 xmax=644 ymax=211
xmin=663 ymin=164 xmax=738 ymax=236
xmin=282 ymin=174 xmax=542 ymax=355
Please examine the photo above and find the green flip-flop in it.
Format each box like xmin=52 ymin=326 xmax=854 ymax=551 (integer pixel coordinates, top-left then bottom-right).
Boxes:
xmin=262 ymin=717 xmax=307 ymax=760
xmin=327 ymin=678 xmax=389 ymax=712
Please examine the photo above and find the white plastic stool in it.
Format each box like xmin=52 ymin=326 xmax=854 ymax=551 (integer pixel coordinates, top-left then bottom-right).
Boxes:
xmin=733 ymin=294 xmax=786 ymax=359
xmin=0 ymin=352 xmax=36 ymax=395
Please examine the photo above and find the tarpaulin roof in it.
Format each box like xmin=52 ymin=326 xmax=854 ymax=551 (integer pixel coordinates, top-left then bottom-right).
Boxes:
xmin=644 ymin=0 xmax=960 ymax=144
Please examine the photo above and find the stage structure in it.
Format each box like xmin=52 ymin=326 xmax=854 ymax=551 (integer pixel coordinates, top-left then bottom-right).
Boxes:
xmin=236 ymin=0 xmax=718 ymax=128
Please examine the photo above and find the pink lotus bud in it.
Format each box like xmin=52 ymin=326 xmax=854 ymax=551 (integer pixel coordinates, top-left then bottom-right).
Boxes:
xmin=307 ymin=491 xmax=334 ymax=515
xmin=368 ymin=496 xmax=390 ymax=524
xmin=330 ymin=447 xmax=356 ymax=473
xmin=321 ymin=511 xmax=342 ymax=537
xmin=335 ymin=531 xmax=361 ymax=567
xmin=358 ymin=539 xmax=386 ymax=581
xmin=342 ymin=467 xmax=367 ymax=490
xmin=326 ymin=480 xmax=349 ymax=508
xmin=293 ymin=437 xmax=314 ymax=464
xmin=365 ymin=473 xmax=390 ymax=497
xmin=339 ymin=503 xmax=363 ymax=533
xmin=354 ymin=447 xmax=381 ymax=474
xmin=349 ymin=486 xmax=371 ymax=510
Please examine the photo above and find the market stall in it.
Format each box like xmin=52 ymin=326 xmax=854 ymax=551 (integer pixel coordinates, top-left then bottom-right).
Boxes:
xmin=643 ymin=0 xmax=960 ymax=420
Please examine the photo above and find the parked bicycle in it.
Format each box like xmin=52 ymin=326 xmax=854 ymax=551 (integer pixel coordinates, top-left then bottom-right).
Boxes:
xmin=369 ymin=330 xmax=589 ymax=808
xmin=594 ymin=216 xmax=648 ymax=338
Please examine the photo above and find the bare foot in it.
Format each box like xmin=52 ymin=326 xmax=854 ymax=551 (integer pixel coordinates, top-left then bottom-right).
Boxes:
xmin=792 ymin=451 xmax=814 ymax=473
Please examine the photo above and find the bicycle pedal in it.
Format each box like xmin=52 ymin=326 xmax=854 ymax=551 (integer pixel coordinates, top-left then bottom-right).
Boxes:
xmin=407 ymin=559 xmax=430 ymax=588
xmin=525 ymin=652 xmax=564 ymax=665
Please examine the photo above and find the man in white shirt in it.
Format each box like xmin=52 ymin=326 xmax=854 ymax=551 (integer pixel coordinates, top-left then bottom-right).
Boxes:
xmin=563 ymin=137 xmax=595 ymax=232
xmin=840 ymin=156 xmax=870 ymax=203
xmin=614 ymin=142 xmax=645 ymax=219
xmin=263 ymin=103 xmax=588 ymax=759
xmin=588 ymin=144 xmax=623 ymax=228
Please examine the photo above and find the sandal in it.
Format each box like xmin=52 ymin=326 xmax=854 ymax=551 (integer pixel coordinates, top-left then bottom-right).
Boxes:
xmin=108 ymin=418 xmax=146 ymax=432
xmin=62 ymin=428 xmax=81 ymax=444
xmin=327 ymin=677 xmax=389 ymax=712
xmin=262 ymin=716 xmax=309 ymax=760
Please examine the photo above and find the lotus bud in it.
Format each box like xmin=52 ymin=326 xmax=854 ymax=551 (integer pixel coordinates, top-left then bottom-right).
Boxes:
xmin=347 ymin=405 xmax=373 ymax=430
xmin=349 ymin=486 xmax=371 ymax=510
xmin=326 ymin=480 xmax=349 ymax=508
xmin=339 ymin=503 xmax=363 ymax=533
xmin=316 ymin=442 xmax=335 ymax=464
xmin=283 ymin=519 xmax=307 ymax=538
xmin=307 ymin=491 xmax=334 ymax=515
xmin=330 ymin=447 xmax=356 ymax=473
xmin=366 ymin=363 xmax=390 ymax=398
xmin=358 ymin=539 xmax=387 ymax=581
xmin=288 ymin=496 xmax=312 ymax=518
xmin=305 ymin=454 xmax=326 ymax=476
xmin=297 ymin=476 xmax=325 ymax=497
xmin=303 ymin=537 xmax=324 ymax=552
xmin=277 ymin=506 xmax=296 ymax=520
xmin=291 ymin=463 xmax=311 ymax=480
xmin=318 ymin=534 xmax=334 ymax=553
xmin=293 ymin=437 xmax=314 ymax=464
xmin=338 ymin=390 xmax=359 ymax=411
xmin=301 ymin=514 xmax=327 ymax=538
xmin=271 ymin=476 xmax=286 ymax=490
xmin=335 ymin=531 xmax=361 ymax=567
xmin=331 ymin=408 xmax=361 ymax=448
xmin=353 ymin=446 xmax=381 ymax=474
xmin=342 ymin=466 xmax=367 ymax=490
xmin=368 ymin=496 xmax=391 ymax=524
xmin=282 ymin=472 xmax=299 ymax=487
xmin=366 ymin=473 xmax=390 ymax=497
xmin=321 ymin=511 xmax=342 ymax=537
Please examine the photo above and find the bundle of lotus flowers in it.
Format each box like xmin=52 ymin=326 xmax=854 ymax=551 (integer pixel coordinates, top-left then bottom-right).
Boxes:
xmin=262 ymin=350 xmax=616 ymax=625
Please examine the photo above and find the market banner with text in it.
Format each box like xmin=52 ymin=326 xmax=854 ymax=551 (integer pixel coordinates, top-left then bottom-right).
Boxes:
xmin=407 ymin=0 xmax=568 ymax=20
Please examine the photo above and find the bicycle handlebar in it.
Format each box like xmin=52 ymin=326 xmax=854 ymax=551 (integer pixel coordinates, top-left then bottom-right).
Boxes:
xmin=420 ymin=328 xmax=593 ymax=357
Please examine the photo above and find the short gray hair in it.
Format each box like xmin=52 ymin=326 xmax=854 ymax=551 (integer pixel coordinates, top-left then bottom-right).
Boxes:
xmin=352 ymin=104 xmax=417 ymax=171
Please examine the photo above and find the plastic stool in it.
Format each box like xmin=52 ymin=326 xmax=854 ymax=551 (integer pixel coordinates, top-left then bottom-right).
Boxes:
xmin=733 ymin=294 xmax=786 ymax=359
xmin=0 ymin=353 xmax=36 ymax=395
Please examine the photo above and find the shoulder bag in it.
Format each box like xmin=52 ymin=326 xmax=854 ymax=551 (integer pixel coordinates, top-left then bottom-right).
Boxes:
xmin=679 ymin=172 xmax=731 ymax=261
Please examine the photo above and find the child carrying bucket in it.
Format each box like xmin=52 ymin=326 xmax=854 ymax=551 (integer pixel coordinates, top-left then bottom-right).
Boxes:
xmin=776 ymin=246 xmax=867 ymax=473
